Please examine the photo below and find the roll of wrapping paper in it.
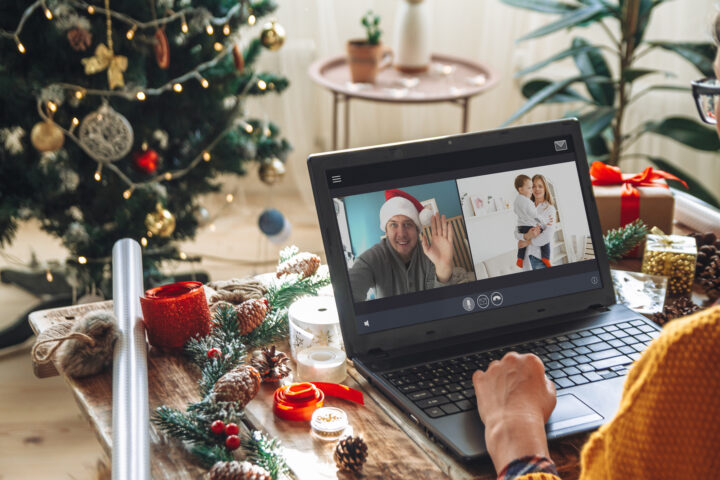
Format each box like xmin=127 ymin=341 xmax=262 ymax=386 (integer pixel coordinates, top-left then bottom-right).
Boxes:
xmin=273 ymin=382 xmax=364 ymax=421
xmin=112 ymin=239 xmax=150 ymax=480
xmin=140 ymin=281 xmax=211 ymax=350
xmin=288 ymin=296 xmax=343 ymax=361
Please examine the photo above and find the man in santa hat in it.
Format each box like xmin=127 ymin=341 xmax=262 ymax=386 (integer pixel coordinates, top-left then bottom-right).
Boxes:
xmin=349 ymin=189 xmax=472 ymax=301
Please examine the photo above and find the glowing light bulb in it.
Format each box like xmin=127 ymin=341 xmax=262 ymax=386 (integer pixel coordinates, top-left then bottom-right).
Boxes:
xmin=87 ymin=5 xmax=95 ymax=14
xmin=78 ymin=256 xmax=88 ymax=264
xmin=173 ymin=83 xmax=182 ymax=92
xmin=136 ymin=91 xmax=146 ymax=101
xmin=71 ymin=117 xmax=79 ymax=126
xmin=48 ymin=101 xmax=57 ymax=113
xmin=17 ymin=41 xmax=26 ymax=54
xmin=122 ymin=189 xmax=132 ymax=199
xmin=248 ymin=15 xmax=256 ymax=25
xmin=181 ymin=20 xmax=188 ymax=34
xmin=202 ymin=151 xmax=211 ymax=161
xmin=257 ymin=79 xmax=267 ymax=90
xmin=226 ymin=193 xmax=234 ymax=203
xmin=44 ymin=8 xmax=53 ymax=20
xmin=206 ymin=24 xmax=214 ymax=35
xmin=213 ymin=42 xmax=223 ymax=51
xmin=126 ymin=25 xmax=137 ymax=40
xmin=223 ymin=24 xmax=230 ymax=36
xmin=244 ymin=123 xmax=254 ymax=133
xmin=46 ymin=270 xmax=53 ymax=282
xmin=200 ymin=78 xmax=209 ymax=88
xmin=164 ymin=172 xmax=173 ymax=180
xmin=179 ymin=252 xmax=188 ymax=260
xmin=140 ymin=237 xmax=148 ymax=247
xmin=94 ymin=170 xmax=102 ymax=181
xmin=147 ymin=231 xmax=153 ymax=238
xmin=75 ymin=90 xmax=85 ymax=99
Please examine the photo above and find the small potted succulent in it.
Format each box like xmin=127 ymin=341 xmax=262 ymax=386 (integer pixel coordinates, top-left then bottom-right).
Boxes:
xmin=347 ymin=11 xmax=393 ymax=83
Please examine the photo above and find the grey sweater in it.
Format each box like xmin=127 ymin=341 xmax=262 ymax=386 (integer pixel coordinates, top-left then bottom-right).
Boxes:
xmin=349 ymin=238 xmax=471 ymax=302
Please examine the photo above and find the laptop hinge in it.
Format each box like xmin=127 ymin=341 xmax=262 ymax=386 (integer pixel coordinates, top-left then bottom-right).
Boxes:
xmin=589 ymin=303 xmax=610 ymax=312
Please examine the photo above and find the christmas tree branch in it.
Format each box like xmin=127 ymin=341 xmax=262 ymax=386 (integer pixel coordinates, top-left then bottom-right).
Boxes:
xmin=243 ymin=430 xmax=289 ymax=480
xmin=604 ymin=219 xmax=649 ymax=262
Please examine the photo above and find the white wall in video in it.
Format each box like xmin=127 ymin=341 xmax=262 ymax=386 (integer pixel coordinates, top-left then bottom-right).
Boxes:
xmin=456 ymin=162 xmax=594 ymax=279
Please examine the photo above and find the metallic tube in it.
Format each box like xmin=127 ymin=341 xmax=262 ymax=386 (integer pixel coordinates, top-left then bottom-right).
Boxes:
xmin=112 ymin=239 xmax=150 ymax=479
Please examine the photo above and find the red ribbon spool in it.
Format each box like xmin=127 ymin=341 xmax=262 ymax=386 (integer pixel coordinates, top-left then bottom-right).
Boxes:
xmin=273 ymin=382 xmax=364 ymax=421
xmin=140 ymin=281 xmax=211 ymax=350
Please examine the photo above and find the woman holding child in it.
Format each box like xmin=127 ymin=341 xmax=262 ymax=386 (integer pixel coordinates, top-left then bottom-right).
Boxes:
xmin=515 ymin=174 xmax=556 ymax=271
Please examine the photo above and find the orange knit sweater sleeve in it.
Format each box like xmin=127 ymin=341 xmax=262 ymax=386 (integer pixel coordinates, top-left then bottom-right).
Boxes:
xmin=511 ymin=305 xmax=720 ymax=480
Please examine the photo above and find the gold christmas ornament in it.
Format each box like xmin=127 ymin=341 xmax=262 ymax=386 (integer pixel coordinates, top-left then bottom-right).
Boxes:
xmin=81 ymin=0 xmax=127 ymax=89
xmin=31 ymin=120 xmax=65 ymax=152
xmin=258 ymin=158 xmax=286 ymax=185
xmin=260 ymin=20 xmax=285 ymax=51
xmin=144 ymin=203 xmax=176 ymax=237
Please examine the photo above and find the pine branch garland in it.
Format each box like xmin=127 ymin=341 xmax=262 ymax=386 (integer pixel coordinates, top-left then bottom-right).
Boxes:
xmin=153 ymin=406 xmax=215 ymax=445
xmin=243 ymin=431 xmax=289 ymax=479
xmin=604 ymin=219 xmax=649 ymax=262
xmin=190 ymin=444 xmax=235 ymax=469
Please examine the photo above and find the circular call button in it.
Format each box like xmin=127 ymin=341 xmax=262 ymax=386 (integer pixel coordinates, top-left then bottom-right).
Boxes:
xmin=462 ymin=297 xmax=475 ymax=312
xmin=476 ymin=294 xmax=490 ymax=309
xmin=490 ymin=292 xmax=503 ymax=306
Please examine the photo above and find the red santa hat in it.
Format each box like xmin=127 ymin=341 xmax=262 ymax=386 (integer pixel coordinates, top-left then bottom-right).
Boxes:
xmin=379 ymin=189 xmax=434 ymax=232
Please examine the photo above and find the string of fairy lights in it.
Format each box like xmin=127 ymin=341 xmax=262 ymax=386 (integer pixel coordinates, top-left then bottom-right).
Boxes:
xmin=2 ymin=0 xmax=287 ymax=272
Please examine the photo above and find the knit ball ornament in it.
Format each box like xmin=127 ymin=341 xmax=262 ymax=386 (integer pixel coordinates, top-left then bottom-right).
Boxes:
xmin=236 ymin=298 xmax=268 ymax=335
xmin=212 ymin=365 xmax=261 ymax=408
xmin=31 ymin=310 xmax=119 ymax=378
xmin=208 ymin=461 xmax=272 ymax=480
xmin=276 ymin=252 xmax=321 ymax=279
xmin=206 ymin=278 xmax=267 ymax=306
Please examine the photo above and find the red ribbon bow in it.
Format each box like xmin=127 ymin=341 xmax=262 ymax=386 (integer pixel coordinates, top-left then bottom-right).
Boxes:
xmin=590 ymin=161 xmax=687 ymax=227
xmin=273 ymin=382 xmax=364 ymax=421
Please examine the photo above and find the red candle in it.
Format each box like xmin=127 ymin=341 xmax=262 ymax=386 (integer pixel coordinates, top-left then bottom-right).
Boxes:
xmin=140 ymin=281 xmax=211 ymax=350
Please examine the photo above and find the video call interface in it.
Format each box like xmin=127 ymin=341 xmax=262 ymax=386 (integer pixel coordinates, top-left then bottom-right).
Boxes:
xmin=327 ymin=137 xmax=604 ymax=334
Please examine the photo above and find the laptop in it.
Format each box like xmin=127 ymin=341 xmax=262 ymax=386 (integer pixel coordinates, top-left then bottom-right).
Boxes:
xmin=307 ymin=119 xmax=660 ymax=461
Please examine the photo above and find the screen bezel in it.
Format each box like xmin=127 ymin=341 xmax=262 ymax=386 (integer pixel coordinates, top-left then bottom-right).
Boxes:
xmin=308 ymin=119 xmax=616 ymax=359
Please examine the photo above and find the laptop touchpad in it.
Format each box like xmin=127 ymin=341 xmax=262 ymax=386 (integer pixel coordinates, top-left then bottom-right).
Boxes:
xmin=546 ymin=394 xmax=603 ymax=433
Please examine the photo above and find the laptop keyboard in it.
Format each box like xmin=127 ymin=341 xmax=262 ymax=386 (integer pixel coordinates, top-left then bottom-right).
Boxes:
xmin=381 ymin=319 xmax=660 ymax=419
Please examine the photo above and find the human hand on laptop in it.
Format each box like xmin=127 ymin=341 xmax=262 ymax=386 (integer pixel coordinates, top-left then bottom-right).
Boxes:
xmin=473 ymin=352 xmax=557 ymax=473
xmin=421 ymin=213 xmax=454 ymax=283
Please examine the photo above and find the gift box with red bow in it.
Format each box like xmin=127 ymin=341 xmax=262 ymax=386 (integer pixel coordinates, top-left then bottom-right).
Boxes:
xmin=590 ymin=162 xmax=688 ymax=257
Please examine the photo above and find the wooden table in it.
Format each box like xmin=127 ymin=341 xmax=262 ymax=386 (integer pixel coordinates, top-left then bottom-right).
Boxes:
xmin=30 ymin=301 xmax=587 ymax=479
xmin=308 ymin=54 xmax=498 ymax=150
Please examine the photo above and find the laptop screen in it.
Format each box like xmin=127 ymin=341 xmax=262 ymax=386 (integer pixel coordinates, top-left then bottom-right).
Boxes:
xmin=325 ymin=135 xmax=603 ymax=335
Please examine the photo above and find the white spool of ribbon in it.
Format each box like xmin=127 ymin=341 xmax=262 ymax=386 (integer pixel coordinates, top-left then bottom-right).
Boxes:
xmin=288 ymin=296 xmax=343 ymax=360
xmin=296 ymin=346 xmax=347 ymax=384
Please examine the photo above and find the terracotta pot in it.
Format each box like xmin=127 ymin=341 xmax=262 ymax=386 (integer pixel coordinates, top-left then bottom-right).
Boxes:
xmin=346 ymin=40 xmax=393 ymax=83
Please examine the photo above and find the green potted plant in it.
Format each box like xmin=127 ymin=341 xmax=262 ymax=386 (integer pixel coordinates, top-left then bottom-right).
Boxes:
xmin=501 ymin=0 xmax=720 ymax=206
xmin=347 ymin=11 xmax=393 ymax=83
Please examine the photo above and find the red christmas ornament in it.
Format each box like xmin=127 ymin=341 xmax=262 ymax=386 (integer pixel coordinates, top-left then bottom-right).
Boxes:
xmin=208 ymin=347 xmax=222 ymax=359
xmin=133 ymin=148 xmax=159 ymax=174
xmin=211 ymin=420 xmax=225 ymax=435
xmin=225 ymin=435 xmax=241 ymax=450
xmin=224 ymin=423 xmax=239 ymax=436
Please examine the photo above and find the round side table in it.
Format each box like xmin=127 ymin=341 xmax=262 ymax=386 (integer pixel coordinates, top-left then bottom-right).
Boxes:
xmin=308 ymin=53 xmax=498 ymax=150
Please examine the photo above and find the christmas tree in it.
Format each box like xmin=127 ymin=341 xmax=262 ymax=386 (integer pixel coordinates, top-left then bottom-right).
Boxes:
xmin=0 ymin=0 xmax=290 ymax=295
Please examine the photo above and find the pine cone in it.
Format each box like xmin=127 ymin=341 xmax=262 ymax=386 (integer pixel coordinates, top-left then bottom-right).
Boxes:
xmin=699 ymin=255 xmax=720 ymax=301
xmin=276 ymin=252 xmax=321 ymax=279
xmin=208 ymin=461 xmax=271 ymax=480
xmin=251 ymin=346 xmax=291 ymax=382
xmin=67 ymin=27 xmax=92 ymax=51
xmin=651 ymin=296 xmax=702 ymax=326
xmin=334 ymin=435 xmax=368 ymax=472
xmin=237 ymin=298 xmax=268 ymax=335
xmin=212 ymin=365 xmax=261 ymax=408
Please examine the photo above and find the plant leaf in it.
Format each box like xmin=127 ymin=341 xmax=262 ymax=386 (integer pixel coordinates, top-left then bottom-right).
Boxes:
xmin=644 ymin=116 xmax=720 ymax=151
xmin=584 ymin=133 xmax=611 ymax=160
xmin=500 ymin=0 xmax=579 ymax=14
xmin=518 ymin=4 xmax=606 ymax=42
xmin=632 ymin=0 xmax=655 ymax=46
xmin=571 ymin=37 xmax=615 ymax=105
xmin=579 ymin=106 xmax=616 ymax=138
xmin=648 ymin=42 xmax=716 ymax=77
xmin=645 ymin=157 xmax=720 ymax=208
xmin=622 ymin=68 xmax=672 ymax=82
xmin=506 ymin=75 xmax=607 ymax=125
xmin=515 ymin=44 xmax=598 ymax=78
xmin=521 ymin=79 xmax=593 ymax=103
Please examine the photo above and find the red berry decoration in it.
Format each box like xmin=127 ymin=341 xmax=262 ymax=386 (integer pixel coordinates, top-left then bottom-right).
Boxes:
xmin=225 ymin=434 xmax=241 ymax=450
xmin=133 ymin=148 xmax=159 ymax=174
xmin=224 ymin=423 xmax=239 ymax=436
xmin=208 ymin=347 xmax=222 ymax=359
xmin=210 ymin=420 xmax=225 ymax=435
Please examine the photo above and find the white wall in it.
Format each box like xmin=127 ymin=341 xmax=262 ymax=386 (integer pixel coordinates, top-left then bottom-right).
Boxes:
xmin=234 ymin=1 xmax=720 ymax=210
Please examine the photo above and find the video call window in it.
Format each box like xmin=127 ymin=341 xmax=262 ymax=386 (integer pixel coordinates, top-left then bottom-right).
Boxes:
xmin=335 ymin=161 xmax=595 ymax=305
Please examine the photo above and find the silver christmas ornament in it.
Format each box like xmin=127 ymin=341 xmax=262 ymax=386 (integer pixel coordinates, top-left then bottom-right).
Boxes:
xmin=78 ymin=101 xmax=133 ymax=162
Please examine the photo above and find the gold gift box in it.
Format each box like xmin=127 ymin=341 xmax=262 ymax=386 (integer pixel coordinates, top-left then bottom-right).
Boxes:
xmin=641 ymin=232 xmax=697 ymax=297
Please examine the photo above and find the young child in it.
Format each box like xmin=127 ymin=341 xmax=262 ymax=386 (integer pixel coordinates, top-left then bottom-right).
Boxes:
xmin=513 ymin=175 xmax=551 ymax=269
